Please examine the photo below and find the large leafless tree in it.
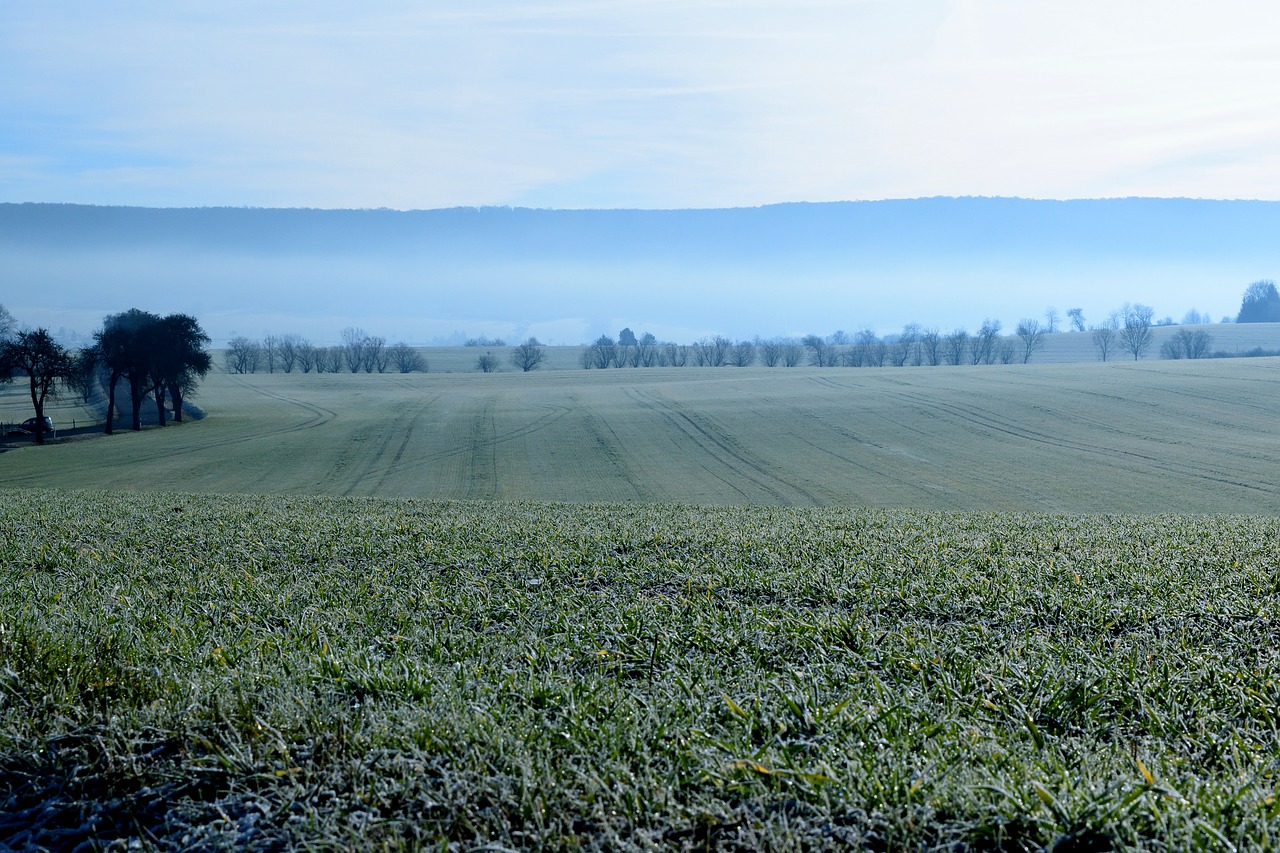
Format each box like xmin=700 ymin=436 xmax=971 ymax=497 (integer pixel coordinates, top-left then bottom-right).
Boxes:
xmin=944 ymin=329 xmax=968 ymax=366
xmin=510 ymin=338 xmax=546 ymax=372
xmin=1015 ymin=318 xmax=1046 ymax=364
xmin=388 ymin=342 xmax=426 ymax=373
xmin=1119 ymin=304 xmax=1155 ymax=360
xmin=0 ymin=328 xmax=71 ymax=444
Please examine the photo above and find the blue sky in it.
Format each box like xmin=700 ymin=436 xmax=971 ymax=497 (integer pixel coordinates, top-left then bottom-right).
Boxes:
xmin=4 ymin=1 xmax=1280 ymax=210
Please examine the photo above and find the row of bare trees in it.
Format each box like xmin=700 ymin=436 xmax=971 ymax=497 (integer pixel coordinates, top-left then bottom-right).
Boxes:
xmin=577 ymin=308 xmax=1212 ymax=372
xmin=581 ymin=333 xmax=763 ymax=369
xmin=225 ymin=328 xmax=426 ymax=374
xmin=581 ymin=321 xmax=1027 ymax=370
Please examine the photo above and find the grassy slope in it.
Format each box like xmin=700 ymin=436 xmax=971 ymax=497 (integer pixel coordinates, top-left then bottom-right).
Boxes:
xmin=3 ymin=491 xmax=1280 ymax=850
xmin=5 ymin=356 xmax=1280 ymax=513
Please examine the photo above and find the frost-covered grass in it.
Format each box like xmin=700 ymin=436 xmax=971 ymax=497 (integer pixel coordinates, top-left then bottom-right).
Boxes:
xmin=3 ymin=490 xmax=1280 ymax=849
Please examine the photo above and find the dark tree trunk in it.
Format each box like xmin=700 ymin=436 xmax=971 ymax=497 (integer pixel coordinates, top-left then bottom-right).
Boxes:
xmin=168 ymin=381 xmax=184 ymax=423
xmin=29 ymin=393 xmax=46 ymax=446
xmin=129 ymin=373 xmax=146 ymax=431
xmin=154 ymin=382 xmax=167 ymax=427
xmin=104 ymin=371 xmax=121 ymax=435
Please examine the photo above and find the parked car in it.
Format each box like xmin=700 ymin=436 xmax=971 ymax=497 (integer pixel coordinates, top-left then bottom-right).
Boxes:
xmin=6 ymin=416 xmax=53 ymax=436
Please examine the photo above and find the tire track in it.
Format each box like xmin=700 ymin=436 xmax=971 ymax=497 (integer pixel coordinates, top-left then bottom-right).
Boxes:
xmin=573 ymin=401 xmax=655 ymax=502
xmin=340 ymin=394 xmax=441 ymax=496
xmin=626 ymin=387 xmax=823 ymax=505
xmin=141 ymin=378 xmax=339 ymax=462
xmin=799 ymin=371 xmax=1280 ymax=500
xmin=358 ymin=396 xmax=573 ymax=492
xmin=890 ymin=388 xmax=1280 ymax=497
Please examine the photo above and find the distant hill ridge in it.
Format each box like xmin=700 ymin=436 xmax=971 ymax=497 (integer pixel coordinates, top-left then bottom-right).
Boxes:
xmin=4 ymin=198 xmax=1277 ymax=346
xmin=4 ymin=198 xmax=1280 ymax=263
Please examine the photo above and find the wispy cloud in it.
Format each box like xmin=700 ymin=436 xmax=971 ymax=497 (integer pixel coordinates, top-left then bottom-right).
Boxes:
xmin=2 ymin=1 xmax=1279 ymax=208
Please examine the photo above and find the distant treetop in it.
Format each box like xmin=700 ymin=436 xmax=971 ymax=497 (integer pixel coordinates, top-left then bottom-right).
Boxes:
xmin=1237 ymin=280 xmax=1280 ymax=323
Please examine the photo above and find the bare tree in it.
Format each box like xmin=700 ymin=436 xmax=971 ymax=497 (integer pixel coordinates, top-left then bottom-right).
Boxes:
xmin=324 ymin=345 xmax=345 ymax=374
xmin=660 ymin=342 xmax=688 ymax=367
xmin=1066 ymin=308 xmax=1086 ymax=332
xmin=587 ymin=335 xmax=617 ymax=369
xmin=1091 ymin=315 xmax=1119 ymax=361
xmin=730 ymin=340 xmax=756 ymax=367
xmin=691 ymin=339 xmax=710 ymax=367
xmin=889 ymin=324 xmax=920 ymax=367
xmin=296 ymin=339 xmax=317 ymax=373
xmin=636 ymin=332 xmax=658 ymax=367
xmin=758 ymin=339 xmax=783 ymax=367
xmin=1043 ymin=307 xmax=1059 ymax=334
xmin=0 ymin=304 xmax=14 ymax=341
xmin=361 ymin=335 xmax=388 ymax=373
xmin=1119 ymin=304 xmax=1155 ymax=360
xmin=510 ymin=337 xmax=546 ymax=372
xmin=781 ymin=342 xmax=803 ymax=367
xmin=341 ymin=327 xmax=367 ymax=373
xmin=694 ymin=336 xmax=731 ymax=367
xmin=1183 ymin=329 xmax=1213 ymax=358
xmin=388 ymin=342 xmax=426 ymax=373
xmin=1162 ymin=328 xmax=1213 ymax=360
xmin=943 ymin=329 xmax=969 ymax=366
xmin=476 ymin=351 xmax=500 ymax=373
xmin=802 ymin=334 xmax=836 ymax=367
xmin=842 ymin=340 xmax=864 ymax=367
xmin=1015 ymin=318 xmax=1046 ymax=363
xmin=277 ymin=334 xmax=299 ymax=373
xmin=855 ymin=329 xmax=886 ymax=367
xmin=968 ymin=319 xmax=1002 ymax=365
xmin=65 ymin=347 xmax=101 ymax=404
xmin=225 ymin=336 xmax=261 ymax=374
xmin=918 ymin=328 xmax=942 ymax=366
xmin=261 ymin=334 xmax=279 ymax=373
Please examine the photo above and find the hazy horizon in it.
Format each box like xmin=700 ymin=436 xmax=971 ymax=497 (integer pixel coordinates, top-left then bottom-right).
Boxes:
xmin=2 ymin=199 xmax=1274 ymax=347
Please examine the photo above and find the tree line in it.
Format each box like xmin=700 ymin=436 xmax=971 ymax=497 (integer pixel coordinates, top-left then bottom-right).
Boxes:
xmin=575 ymin=305 xmax=1209 ymax=372
xmin=1 ymin=306 xmax=212 ymax=443
xmin=224 ymin=328 xmax=426 ymax=374
xmin=228 ymin=330 xmax=547 ymax=374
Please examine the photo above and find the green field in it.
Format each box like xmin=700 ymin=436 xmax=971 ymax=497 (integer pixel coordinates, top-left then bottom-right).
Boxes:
xmin=5 ymin=492 xmax=1280 ymax=849
xmin=6 ymin=345 xmax=1280 ymax=849
xmin=5 ymin=356 xmax=1280 ymax=513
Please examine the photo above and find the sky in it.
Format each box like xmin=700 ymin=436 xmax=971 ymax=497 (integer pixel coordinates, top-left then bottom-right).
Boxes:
xmin=4 ymin=1 xmax=1280 ymax=210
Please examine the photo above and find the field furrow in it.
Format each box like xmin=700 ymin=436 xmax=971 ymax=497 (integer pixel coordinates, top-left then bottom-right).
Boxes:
xmin=6 ymin=359 xmax=1280 ymax=512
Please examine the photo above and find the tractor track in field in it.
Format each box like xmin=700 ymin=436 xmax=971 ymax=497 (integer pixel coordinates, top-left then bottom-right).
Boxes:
xmin=170 ymin=379 xmax=339 ymax=459
xmin=807 ymin=372 xmax=1280 ymax=498
xmin=347 ymin=395 xmax=573 ymax=498
xmin=340 ymin=394 xmax=441 ymax=496
xmin=746 ymin=390 xmax=971 ymax=508
xmin=231 ymin=378 xmax=339 ymax=431
xmin=808 ymin=368 xmax=1280 ymax=494
xmin=625 ymin=387 xmax=823 ymax=505
xmin=572 ymin=398 xmax=655 ymax=502
xmin=889 ymin=388 xmax=1280 ymax=497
